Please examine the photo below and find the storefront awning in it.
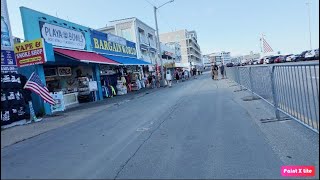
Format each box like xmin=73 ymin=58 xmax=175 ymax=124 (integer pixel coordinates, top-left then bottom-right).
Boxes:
xmin=54 ymin=48 xmax=119 ymax=65
xmin=101 ymin=54 xmax=151 ymax=65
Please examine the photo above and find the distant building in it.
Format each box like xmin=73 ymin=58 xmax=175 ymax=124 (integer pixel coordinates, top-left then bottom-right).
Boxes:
xmin=159 ymin=29 xmax=202 ymax=70
xmin=206 ymin=51 xmax=231 ymax=65
xmin=242 ymin=52 xmax=261 ymax=62
xmin=161 ymin=42 xmax=181 ymax=69
xmin=202 ymin=55 xmax=211 ymax=68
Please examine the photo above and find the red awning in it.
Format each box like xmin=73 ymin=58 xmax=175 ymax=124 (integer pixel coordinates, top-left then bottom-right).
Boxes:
xmin=54 ymin=48 xmax=119 ymax=65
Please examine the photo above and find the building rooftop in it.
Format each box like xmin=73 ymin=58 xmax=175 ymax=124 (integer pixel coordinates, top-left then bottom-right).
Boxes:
xmin=108 ymin=17 xmax=155 ymax=31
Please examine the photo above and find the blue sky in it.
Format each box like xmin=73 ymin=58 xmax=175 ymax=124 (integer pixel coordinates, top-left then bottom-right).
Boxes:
xmin=7 ymin=0 xmax=319 ymax=56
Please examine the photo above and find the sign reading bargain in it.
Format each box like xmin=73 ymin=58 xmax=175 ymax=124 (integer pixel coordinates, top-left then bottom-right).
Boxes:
xmin=90 ymin=30 xmax=137 ymax=58
xmin=14 ymin=38 xmax=47 ymax=67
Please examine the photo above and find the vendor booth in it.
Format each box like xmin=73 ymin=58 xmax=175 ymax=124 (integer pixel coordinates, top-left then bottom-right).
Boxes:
xmin=17 ymin=7 xmax=150 ymax=116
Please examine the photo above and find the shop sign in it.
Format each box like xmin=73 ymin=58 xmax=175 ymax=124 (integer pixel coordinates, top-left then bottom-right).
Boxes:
xmin=164 ymin=51 xmax=174 ymax=57
xmin=14 ymin=38 xmax=47 ymax=67
xmin=1 ymin=0 xmax=14 ymax=51
xmin=57 ymin=67 xmax=72 ymax=76
xmin=90 ymin=30 xmax=137 ymax=58
xmin=40 ymin=22 xmax=86 ymax=50
xmin=51 ymin=92 xmax=65 ymax=113
xmin=1 ymin=50 xmax=17 ymax=72
xmin=89 ymin=81 xmax=98 ymax=91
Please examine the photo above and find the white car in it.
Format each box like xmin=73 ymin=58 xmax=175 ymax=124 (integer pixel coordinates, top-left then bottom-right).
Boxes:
xmin=264 ymin=56 xmax=272 ymax=64
xmin=305 ymin=50 xmax=317 ymax=60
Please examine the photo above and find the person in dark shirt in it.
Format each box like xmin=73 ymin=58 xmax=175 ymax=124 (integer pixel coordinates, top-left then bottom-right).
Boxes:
xmin=20 ymin=75 xmax=32 ymax=103
xmin=20 ymin=74 xmax=41 ymax=122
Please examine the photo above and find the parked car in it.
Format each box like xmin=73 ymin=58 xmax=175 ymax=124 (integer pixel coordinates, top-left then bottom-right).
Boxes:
xmin=286 ymin=54 xmax=299 ymax=62
xmin=234 ymin=62 xmax=241 ymax=66
xmin=274 ymin=56 xmax=281 ymax=63
xmin=265 ymin=55 xmax=279 ymax=64
xmin=296 ymin=50 xmax=309 ymax=61
xmin=275 ymin=55 xmax=291 ymax=63
xmin=226 ymin=62 xmax=234 ymax=67
xmin=315 ymin=49 xmax=319 ymax=59
xmin=259 ymin=58 xmax=264 ymax=64
xmin=263 ymin=56 xmax=273 ymax=64
xmin=305 ymin=49 xmax=318 ymax=60
xmin=252 ymin=59 xmax=259 ymax=65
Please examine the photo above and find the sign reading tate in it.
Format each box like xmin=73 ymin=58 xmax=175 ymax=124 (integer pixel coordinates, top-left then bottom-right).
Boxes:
xmin=14 ymin=38 xmax=47 ymax=67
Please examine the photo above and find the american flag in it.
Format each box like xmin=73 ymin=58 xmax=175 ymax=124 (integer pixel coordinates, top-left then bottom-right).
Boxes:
xmin=24 ymin=72 xmax=55 ymax=105
xmin=261 ymin=36 xmax=274 ymax=53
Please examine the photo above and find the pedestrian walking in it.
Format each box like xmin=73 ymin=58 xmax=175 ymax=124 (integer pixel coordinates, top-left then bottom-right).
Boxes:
xmin=211 ymin=66 xmax=215 ymax=80
xmin=148 ymin=75 xmax=152 ymax=88
xmin=166 ymin=70 xmax=172 ymax=87
xmin=213 ymin=64 xmax=219 ymax=80
xmin=175 ymin=70 xmax=180 ymax=83
xmin=184 ymin=70 xmax=189 ymax=80
xmin=193 ymin=68 xmax=197 ymax=79
xmin=220 ymin=64 xmax=225 ymax=79
xmin=151 ymin=75 xmax=156 ymax=88
xmin=181 ymin=71 xmax=185 ymax=81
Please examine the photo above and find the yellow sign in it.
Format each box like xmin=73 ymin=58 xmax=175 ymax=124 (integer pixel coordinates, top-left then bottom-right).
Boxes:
xmin=93 ymin=38 xmax=137 ymax=56
xmin=14 ymin=38 xmax=47 ymax=67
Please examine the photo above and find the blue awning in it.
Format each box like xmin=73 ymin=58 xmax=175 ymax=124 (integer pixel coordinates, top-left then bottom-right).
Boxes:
xmin=101 ymin=54 xmax=151 ymax=65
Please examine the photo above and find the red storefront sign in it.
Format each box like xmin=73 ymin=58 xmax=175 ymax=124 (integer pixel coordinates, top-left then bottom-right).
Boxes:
xmin=14 ymin=38 xmax=47 ymax=67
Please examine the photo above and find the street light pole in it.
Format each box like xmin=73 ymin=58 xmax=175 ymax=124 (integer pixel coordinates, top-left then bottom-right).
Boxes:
xmin=153 ymin=0 xmax=174 ymax=87
xmin=306 ymin=1 xmax=312 ymax=50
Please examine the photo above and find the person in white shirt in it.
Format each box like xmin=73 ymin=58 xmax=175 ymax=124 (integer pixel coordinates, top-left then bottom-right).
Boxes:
xmin=166 ymin=70 xmax=172 ymax=87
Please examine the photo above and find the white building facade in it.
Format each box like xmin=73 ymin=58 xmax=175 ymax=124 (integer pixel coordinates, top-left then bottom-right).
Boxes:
xmin=202 ymin=55 xmax=211 ymax=68
xmin=98 ymin=17 xmax=158 ymax=66
xmin=207 ymin=51 xmax=231 ymax=65
xmin=159 ymin=29 xmax=202 ymax=71
xmin=161 ymin=42 xmax=181 ymax=69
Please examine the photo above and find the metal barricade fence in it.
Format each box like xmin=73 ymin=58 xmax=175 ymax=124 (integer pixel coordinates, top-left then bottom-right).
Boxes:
xmin=226 ymin=63 xmax=319 ymax=133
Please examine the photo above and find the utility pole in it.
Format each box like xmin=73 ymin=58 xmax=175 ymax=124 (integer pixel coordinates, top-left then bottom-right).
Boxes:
xmin=153 ymin=0 xmax=174 ymax=87
xmin=306 ymin=1 xmax=312 ymax=50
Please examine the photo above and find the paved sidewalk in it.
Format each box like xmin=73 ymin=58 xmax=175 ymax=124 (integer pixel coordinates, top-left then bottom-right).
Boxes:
xmin=1 ymin=76 xmax=201 ymax=149
xmin=1 ymin=87 xmax=160 ymax=149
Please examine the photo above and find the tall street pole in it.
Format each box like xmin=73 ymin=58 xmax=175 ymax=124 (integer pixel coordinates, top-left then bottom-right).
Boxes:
xmin=153 ymin=0 xmax=174 ymax=87
xmin=154 ymin=6 xmax=164 ymax=86
xmin=306 ymin=1 xmax=312 ymax=50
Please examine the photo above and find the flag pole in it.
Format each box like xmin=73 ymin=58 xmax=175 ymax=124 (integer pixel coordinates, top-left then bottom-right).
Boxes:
xmin=260 ymin=33 xmax=264 ymax=58
xmin=24 ymin=71 xmax=42 ymax=123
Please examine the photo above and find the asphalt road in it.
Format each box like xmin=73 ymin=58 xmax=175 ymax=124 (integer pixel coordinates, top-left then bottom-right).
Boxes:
xmin=1 ymin=73 xmax=318 ymax=179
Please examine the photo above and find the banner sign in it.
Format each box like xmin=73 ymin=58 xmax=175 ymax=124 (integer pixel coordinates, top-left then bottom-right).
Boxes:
xmin=1 ymin=50 xmax=17 ymax=72
xmin=90 ymin=30 xmax=137 ymax=58
xmin=1 ymin=50 xmax=16 ymax=65
xmin=51 ymin=92 xmax=65 ymax=113
xmin=1 ymin=0 xmax=14 ymax=51
xmin=40 ymin=21 xmax=86 ymax=50
xmin=14 ymin=38 xmax=47 ymax=67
